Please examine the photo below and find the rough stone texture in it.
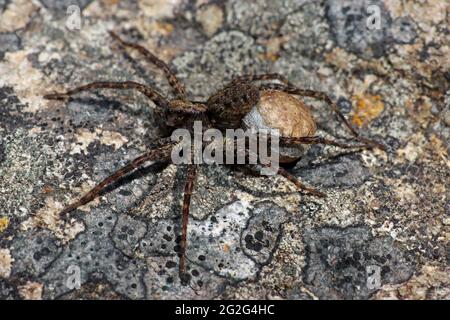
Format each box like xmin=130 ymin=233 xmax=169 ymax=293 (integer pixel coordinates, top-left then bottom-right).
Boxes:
xmin=39 ymin=0 xmax=93 ymax=13
xmin=303 ymin=226 xmax=415 ymax=299
xmin=0 ymin=0 xmax=448 ymax=300
xmin=326 ymin=0 xmax=393 ymax=59
xmin=0 ymin=33 xmax=21 ymax=59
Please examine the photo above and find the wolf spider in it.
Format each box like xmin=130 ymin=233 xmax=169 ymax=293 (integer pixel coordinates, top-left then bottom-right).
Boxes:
xmin=44 ymin=31 xmax=383 ymax=284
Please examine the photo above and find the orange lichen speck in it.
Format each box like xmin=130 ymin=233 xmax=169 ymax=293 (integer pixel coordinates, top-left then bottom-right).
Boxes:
xmin=350 ymin=94 xmax=384 ymax=127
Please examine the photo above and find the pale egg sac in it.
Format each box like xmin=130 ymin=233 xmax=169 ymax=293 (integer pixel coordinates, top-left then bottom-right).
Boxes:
xmin=243 ymin=90 xmax=316 ymax=163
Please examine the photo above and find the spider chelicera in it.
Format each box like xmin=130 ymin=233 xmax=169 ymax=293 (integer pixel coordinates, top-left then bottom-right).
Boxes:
xmin=44 ymin=31 xmax=384 ymax=284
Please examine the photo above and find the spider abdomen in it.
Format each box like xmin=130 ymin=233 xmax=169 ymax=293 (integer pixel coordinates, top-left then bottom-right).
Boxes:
xmin=243 ymin=90 xmax=316 ymax=162
xmin=207 ymin=83 xmax=260 ymax=129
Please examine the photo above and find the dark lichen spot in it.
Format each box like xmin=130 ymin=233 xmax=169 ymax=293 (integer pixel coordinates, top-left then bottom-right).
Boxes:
xmin=244 ymin=234 xmax=262 ymax=252
xmin=254 ymin=230 xmax=264 ymax=241
xmin=180 ymin=273 xmax=192 ymax=285
xmin=118 ymin=189 xmax=133 ymax=196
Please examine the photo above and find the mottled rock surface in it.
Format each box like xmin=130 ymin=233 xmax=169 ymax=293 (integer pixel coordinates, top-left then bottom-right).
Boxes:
xmin=0 ymin=0 xmax=448 ymax=300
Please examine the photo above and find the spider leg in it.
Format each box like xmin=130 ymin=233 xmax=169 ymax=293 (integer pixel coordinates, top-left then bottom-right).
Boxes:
xmin=179 ymin=164 xmax=197 ymax=284
xmin=60 ymin=142 xmax=174 ymax=216
xmin=109 ymin=31 xmax=186 ymax=99
xmin=276 ymin=167 xmax=325 ymax=197
xmin=257 ymin=135 xmax=374 ymax=197
xmin=44 ymin=81 xmax=169 ymax=109
xmin=280 ymin=136 xmax=374 ymax=150
xmin=229 ymin=73 xmax=292 ymax=86
xmin=242 ymin=163 xmax=324 ymax=197
xmin=235 ymin=143 xmax=325 ymax=197
xmin=258 ymin=83 xmax=385 ymax=150
xmin=269 ymin=135 xmax=382 ymax=196
xmin=245 ymin=134 xmax=377 ymax=198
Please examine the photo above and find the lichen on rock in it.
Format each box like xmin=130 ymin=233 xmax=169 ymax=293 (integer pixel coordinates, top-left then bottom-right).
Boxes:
xmin=0 ymin=0 xmax=448 ymax=300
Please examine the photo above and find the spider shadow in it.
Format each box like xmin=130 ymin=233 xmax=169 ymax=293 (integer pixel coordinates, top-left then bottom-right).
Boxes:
xmin=119 ymin=50 xmax=161 ymax=89
xmin=65 ymin=95 xmax=152 ymax=120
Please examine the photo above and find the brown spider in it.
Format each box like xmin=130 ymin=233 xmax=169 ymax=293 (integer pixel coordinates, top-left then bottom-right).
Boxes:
xmin=44 ymin=31 xmax=384 ymax=284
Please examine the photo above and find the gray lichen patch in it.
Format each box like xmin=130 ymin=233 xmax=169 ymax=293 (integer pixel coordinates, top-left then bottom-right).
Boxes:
xmin=39 ymin=0 xmax=93 ymax=18
xmin=173 ymin=31 xmax=266 ymax=99
xmin=138 ymin=200 xmax=289 ymax=281
xmin=143 ymin=255 xmax=226 ymax=300
xmin=40 ymin=207 xmax=146 ymax=299
xmin=9 ymin=229 xmax=62 ymax=277
xmin=226 ymin=0 xmax=307 ymax=38
xmin=279 ymin=2 xmax=331 ymax=59
xmin=0 ymin=0 xmax=448 ymax=300
xmin=111 ymin=213 xmax=148 ymax=259
xmin=294 ymin=154 xmax=372 ymax=188
xmin=303 ymin=226 xmax=415 ymax=299
xmin=0 ymin=128 xmax=77 ymax=219
xmin=108 ymin=199 xmax=292 ymax=299
xmin=0 ymin=33 xmax=21 ymax=59
xmin=241 ymin=201 xmax=290 ymax=265
xmin=360 ymin=161 xmax=449 ymax=263
xmin=326 ymin=0 xmax=393 ymax=59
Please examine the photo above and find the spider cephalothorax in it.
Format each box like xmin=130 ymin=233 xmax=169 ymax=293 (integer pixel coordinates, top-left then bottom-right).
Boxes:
xmin=44 ymin=31 xmax=383 ymax=284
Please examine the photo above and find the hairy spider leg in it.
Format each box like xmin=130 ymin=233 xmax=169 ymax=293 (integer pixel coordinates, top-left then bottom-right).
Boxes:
xmin=276 ymin=167 xmax=325 ymax=197
xmin=265 ymin=135 xmax=378 ymax=196
xmin=178 ymin=164 xmax=197 ymax=284
xmin=109 ymin=31 xmax=187 ymax=100
xmin=44 ymin=81 xmax=169 ymax=108
xmin=258 ymin=83 xmax=385 ymax=150
xmin=240 ymin=150 xmax=325 ymax=197
xmin=228 ymin=73 xmax=293 ymax=86
xmin=44 ymin=80 xmax=207 ymax=115
xmin=279 ymin=136 xmax=374 ymax=149
xmin=59 ymin=142 xmax=174 ymax=216
xmin=244 ymin=135 xmax=374 ymax=198
xmin=232 ymin=143 xmax=325 ymax=197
